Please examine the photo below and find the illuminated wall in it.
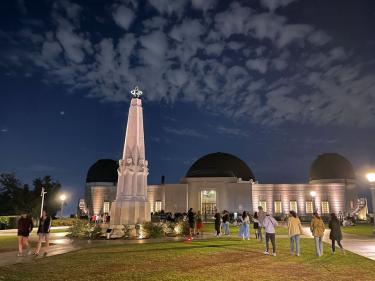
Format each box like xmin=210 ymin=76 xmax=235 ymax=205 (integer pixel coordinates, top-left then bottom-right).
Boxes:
xmin=85 ymin=182 xmax=117 ymax=215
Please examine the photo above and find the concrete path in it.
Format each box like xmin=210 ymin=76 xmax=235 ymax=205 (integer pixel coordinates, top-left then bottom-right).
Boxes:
xmin=301 ymin=226 xmax=375 ymax=261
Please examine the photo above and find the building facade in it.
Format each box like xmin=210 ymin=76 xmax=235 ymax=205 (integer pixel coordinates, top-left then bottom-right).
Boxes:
xmin=84 ymin=152 xmax=359 ymax=219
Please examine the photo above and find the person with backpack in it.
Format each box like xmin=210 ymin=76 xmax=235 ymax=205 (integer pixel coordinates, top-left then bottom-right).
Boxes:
xmin=329 ymin=213 xmax=345 ymax=254
xmin=287 ymin=210 xmax=303 ymax=256
xmin=310 ymin=211 xmax=325 ymax=257
xmin=262 ymin=213 xmax=278 ymax=256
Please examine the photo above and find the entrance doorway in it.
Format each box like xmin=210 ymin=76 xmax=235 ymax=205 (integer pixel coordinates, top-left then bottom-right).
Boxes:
xmin=201 ymin=190 xmax=216 ymax=221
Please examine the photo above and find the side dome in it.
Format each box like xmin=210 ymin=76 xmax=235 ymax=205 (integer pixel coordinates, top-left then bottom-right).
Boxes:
xmin=309 ymin=153 xmax=355 ymax=183
xmin=86 ymin=159 xmax=118 ymax=183
xmin=186 ymin=152 xmax=256 ymax=181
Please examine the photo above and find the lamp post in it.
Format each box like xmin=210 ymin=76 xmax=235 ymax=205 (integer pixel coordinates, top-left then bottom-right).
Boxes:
xmin=60 ymin=194 xmax=66 ymax=219
xmin=310 ymin=190 xmax=317 ymax=213
xmin=366 ymin=173 xmax=375 ymax=235
xmin=40 ymin=187 xmax=47 ymax=218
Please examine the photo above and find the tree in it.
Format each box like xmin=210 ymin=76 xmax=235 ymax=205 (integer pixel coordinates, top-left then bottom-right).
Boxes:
xmin=0 ymin=173 xmax=34 ymax=215
xmin=0 ymin=173 xmax=62 ymax=218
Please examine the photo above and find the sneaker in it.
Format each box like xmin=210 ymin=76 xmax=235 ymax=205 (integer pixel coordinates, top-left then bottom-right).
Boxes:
xmin=264 ymin=251 xmax=270 ymax=255
xmin=296 ymin=253 xmax=300 ymax=257
xmin=33 ymin=252 xmax=39 ymax=256
xmin=273 ymin=253 xmax=277 ymax=257
xmin=17 ymin=252 xmax=22 ymax=257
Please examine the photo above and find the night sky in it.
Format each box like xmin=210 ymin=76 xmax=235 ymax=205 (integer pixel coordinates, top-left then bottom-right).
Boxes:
xmin=1 ymin=0 xmax=375 ymax=214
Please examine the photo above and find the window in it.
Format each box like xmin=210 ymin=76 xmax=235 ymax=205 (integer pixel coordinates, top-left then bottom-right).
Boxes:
xmin=306 ymin=201 xmax=313 ymax=214
xmin=290 ymin=201 xmax=298 ymax=212
xmin=321 ymin=201 xmax=330 ymax=214
xmin=259 ymin=201 xmax=267 ymax=212
xmin=103 ymin=202 xmax=110 ymax=213
xmin=155 ymin=201 xmax=162 ymax=212
xmin=274 ymin=201 xmax=282 ymax=213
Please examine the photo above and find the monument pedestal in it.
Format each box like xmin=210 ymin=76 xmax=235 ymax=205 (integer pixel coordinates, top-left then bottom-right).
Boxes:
xmin=111 ymin=199 xmax=150 ymax=226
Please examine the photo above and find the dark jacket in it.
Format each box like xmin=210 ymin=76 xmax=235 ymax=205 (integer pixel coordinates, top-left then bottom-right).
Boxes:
xmin=329 ymin=218 xmax=342 ymax=241
xmin=17 ymin=217 xmax=33 ymax=236
xmin=214 ymin=213 xmax=221 ymax=225
xmin=222 ymin=213 xmax=229 ymax=223
xmin=37 ymin=216 xmax=51 ymax=234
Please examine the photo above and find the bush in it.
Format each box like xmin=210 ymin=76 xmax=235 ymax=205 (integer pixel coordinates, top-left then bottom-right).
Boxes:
xmin=52 ymin=218 xmax=77 ymax=227
xmin=87 ymin=223 xmax=102 ymax=239
xmin=0 ymin=216 xmax=18 ymax=229
xmin=142 ymin=222 xmax=164 ymax=238
xmin=67 ymin=219 xmax=90 ymax=238
xmin=122 ymin=225 xmax=132 ymax=239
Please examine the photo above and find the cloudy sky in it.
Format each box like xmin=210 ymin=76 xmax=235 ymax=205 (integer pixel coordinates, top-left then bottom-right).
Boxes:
xmin=1 ymin=0 xmax=375 ymax=213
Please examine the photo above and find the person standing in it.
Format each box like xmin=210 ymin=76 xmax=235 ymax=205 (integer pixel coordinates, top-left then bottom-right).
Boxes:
xmin=310 ymin=212 xmax=325 ymax=257
xmin=222 ymin=210 xmax=230 ymax=235
xmin=187 ymin=208 xmax=195 ymax=237
xmin=253 ymin=212 xmax=259 ymax=239
xmin=329 ymin=213 xmax=345 ymax=254
xmin=262 ymin=213 xmax=278 ymax=256
xmin=287 ymin=210 xmax=303 ymax=256
xmin=214 ymin=209 xmax=221 ymax=237
xmin=196 ymin=210 xmax=203 ymax=236
xmin=238 ymin=211 xmax=250 ymax=240
xmin=17 ymin=211 xmax=33 ymax=257
xmin=257 ymin=206 xmax=266 ymax=242
xmin=34 ymin=210 xmax=51 ymax=256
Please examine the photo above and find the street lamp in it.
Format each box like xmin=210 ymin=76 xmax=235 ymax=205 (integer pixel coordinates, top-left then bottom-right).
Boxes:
xmin=366 ymin=173 xmax=375 ymax=235
xmin=310 ymin=190 xmax=317 ymax=213
xmin=60 ymin=194 xmax=66 ymax=219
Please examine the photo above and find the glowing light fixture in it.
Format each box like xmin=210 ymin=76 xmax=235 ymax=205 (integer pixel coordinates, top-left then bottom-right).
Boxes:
xmin=310 ymin=191 xmax=317 ymax=197
xmin=366 ymin=173 xmax=375 ymax=183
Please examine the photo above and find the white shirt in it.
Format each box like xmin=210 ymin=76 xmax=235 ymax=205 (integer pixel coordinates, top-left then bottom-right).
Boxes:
xmin=262 ymin=216 xmax=278 ymax=233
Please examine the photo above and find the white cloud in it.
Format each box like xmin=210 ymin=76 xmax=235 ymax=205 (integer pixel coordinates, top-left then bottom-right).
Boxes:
xmin=246 ymin=58 xmax=268 ymax=74
xmin=308 ymin=30 xmax=331 ymax=46
xmin=163 ymin=126 xmax=207 ymax=138
xmin=191 ymin=0 xmax=216 ymax=12
xmin=260 ymin=0 xmax=297 ymax=13
xmin=148 ymin=0 xmax=189 ymax=17
xmin=113 ymin=5 xmax=135 ymax=30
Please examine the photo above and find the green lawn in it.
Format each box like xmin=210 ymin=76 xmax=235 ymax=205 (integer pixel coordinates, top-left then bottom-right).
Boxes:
xmin=1 ymin=237 xmax=374 ymax=281
xmin=341 ymin=224 xmax=374 ymax=236
xmin=0 ymin=236 xmax=39 ymax=253
xmin=201 ymin=223 xmax=289 ymax=236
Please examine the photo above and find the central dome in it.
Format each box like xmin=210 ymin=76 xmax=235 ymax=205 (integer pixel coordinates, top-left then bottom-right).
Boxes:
xmin=186 ymin=152 xmax=255 ymax=181
xmin=86 ymin=159 xmax=119 ymax=183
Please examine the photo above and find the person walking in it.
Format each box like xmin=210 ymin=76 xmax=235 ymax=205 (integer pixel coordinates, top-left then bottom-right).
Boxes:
xmin=196 ymin=210 xmax=203 ymax=236
xmin=34 ymin=210 xmax=51 ymax=256
xmin=287 ymin=210 xmax=303 ymax=256
xmin=17 ymin=211 xmax=33 ymax=257
xmin=257 ymin=206 xmax=266 ymax=242
xmin=310 ymin=212 xmax=325 ymax=257
xmin=253 ymin=212 xmax=259 ymax=239
xmin=222 ymin=210 xmax=230 ymax=235
xmin=187 ymin=208 xmax=195 ymax=237
xmin=214 ymin=209 xmax=221 ymax=237
xmin=238 ymin=211 xmax=250 ymax=240
xmin=329 ymin=213 xmax=345 ymax=254
xmin=263 ymin=213 xmax=278 ymax=256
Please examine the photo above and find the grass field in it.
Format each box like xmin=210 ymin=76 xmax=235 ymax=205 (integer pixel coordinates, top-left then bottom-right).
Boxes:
xmin=341 ymin=224 xmax=374 ymax=236
xmin=0 ymin=237 xmax=374 ymax=281
xmin=200 ymin=223 xmax=289 ymax=236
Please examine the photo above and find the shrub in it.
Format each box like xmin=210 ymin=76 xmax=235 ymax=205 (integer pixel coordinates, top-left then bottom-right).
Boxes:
xmin=52 ymin=218 xmax=77 ymax=227
xmin=0 ymin=216 xmax=18 ymax=229
xmin=142 ymin=222 xmax=164 ymax=238
xmin=87 ymin=223 xmax=102 ymax=239
xmin=122 ymin=225 xmax=132 ymax=239
xmin=67 ymin=219 xmax=90 ymax=238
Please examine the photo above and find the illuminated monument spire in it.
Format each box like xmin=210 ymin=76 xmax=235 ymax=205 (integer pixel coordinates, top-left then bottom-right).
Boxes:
xmin=110 ymin=86 xmax=150 ymax=225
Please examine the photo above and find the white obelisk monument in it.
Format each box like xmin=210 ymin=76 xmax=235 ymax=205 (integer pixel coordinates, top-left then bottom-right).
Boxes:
xmin=110 ymin=86 xmax=150 ymax=226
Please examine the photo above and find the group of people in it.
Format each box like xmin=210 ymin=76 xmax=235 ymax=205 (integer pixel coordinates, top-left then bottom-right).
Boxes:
xmin=187 ymin=206 xmax=345 ymax=258
xmin=17 ymin=210 xmax=51 ymax=257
